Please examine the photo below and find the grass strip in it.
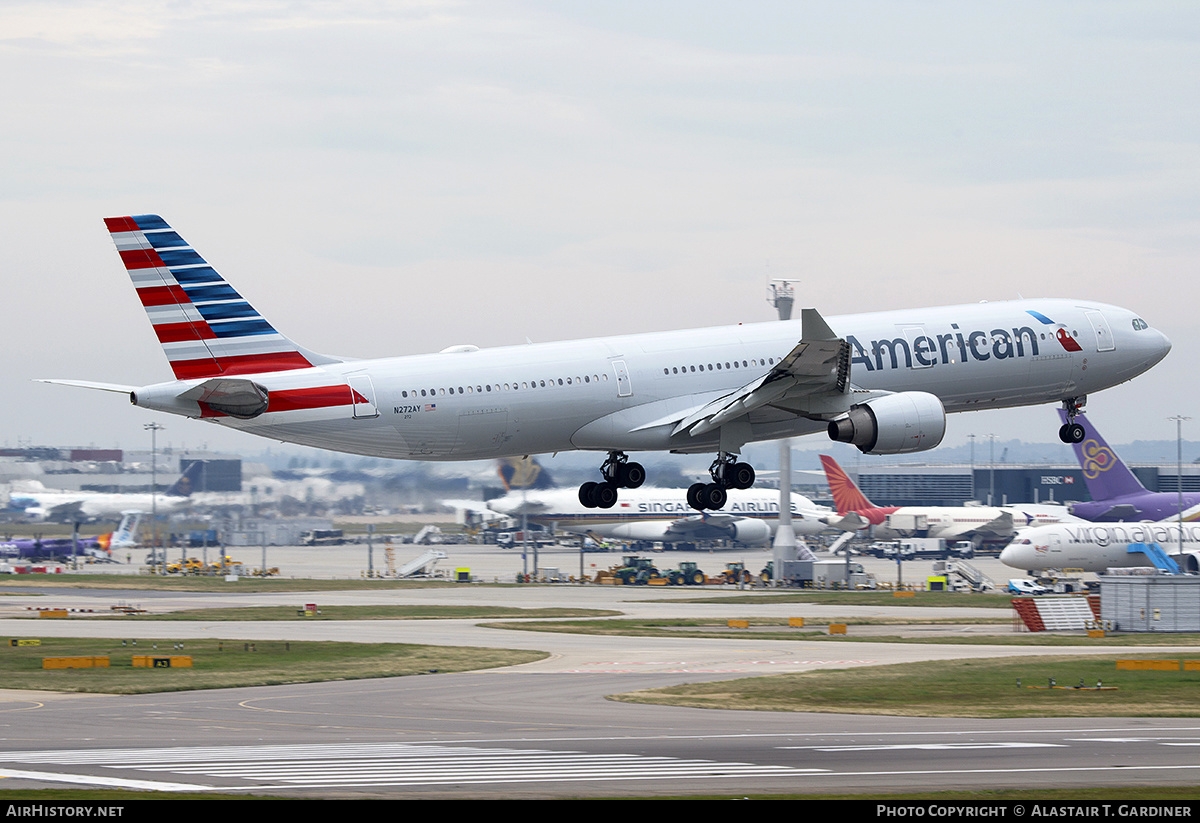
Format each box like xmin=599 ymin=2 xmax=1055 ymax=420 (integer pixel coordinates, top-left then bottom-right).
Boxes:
xmin=611 ymin=653 xmax=1200 ymax=717
xmin=668 ymin=590 xmax=1019 ymax=607
xmin=0 ymin=575 xmax=462 ymax=593
xmin=481 ymin=616 xmax=1200 ymax=646
xmin=0 ymin=636 xmax=546 ymax=694
xmin=99 ymin=605 xmax=619 ymax=621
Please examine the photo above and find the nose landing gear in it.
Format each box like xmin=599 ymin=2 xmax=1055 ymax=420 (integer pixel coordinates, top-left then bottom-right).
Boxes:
xmin=1059 ymin=397 xmax=1086 ymax=444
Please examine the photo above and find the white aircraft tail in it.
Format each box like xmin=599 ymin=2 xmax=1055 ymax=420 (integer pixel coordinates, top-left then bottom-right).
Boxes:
xmin=110 ymin=511 xmax=142 ymax=549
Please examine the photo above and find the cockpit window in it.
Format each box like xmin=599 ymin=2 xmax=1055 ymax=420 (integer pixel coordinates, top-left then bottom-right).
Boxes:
xmin=1133 ymin=318 xmax=1149 ymax=330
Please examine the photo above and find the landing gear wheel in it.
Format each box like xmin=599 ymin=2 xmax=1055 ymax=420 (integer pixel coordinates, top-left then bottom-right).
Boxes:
xmin=687 ymin=483 xmax=708 ymax=510
xmin=1059 ymin=423 xmax=1085 ymax=444
xmin=729 ymin=462 xmax=755 ymax=490
xmin=618 ymin=462 xmax=646 ymax=489
xmin=593 ymin=482 xmax=619 ymax=509
xmin=578 ymin=481 xmax=599 ymax=508
xmin=701 ymin=483 xmax=727 ymax=510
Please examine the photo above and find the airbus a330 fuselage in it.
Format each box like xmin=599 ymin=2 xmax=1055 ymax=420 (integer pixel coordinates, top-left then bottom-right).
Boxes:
xmin=41 ymin=215 xmax=1172 ymax=512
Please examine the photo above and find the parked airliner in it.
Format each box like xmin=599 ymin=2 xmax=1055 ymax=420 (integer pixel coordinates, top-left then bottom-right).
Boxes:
xmin=1000 ymin=520 xmax=1200 ymax=574
xmin=40 ymin=215 xmax=1171 ymax=511
xmin=5 ymin=463 xmax=200 ymax=521
xmin=486 ymin=487 xmax=831 ymax=547
xmin=819 ymin=454 xmax=1081 ymax=545
xmin=1058 ymin=410 xmax=1200 ymax=522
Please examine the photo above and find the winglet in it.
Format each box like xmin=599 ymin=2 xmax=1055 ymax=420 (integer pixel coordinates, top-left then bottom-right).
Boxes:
xmin=801 ymin=308 xmax=838 ymax=341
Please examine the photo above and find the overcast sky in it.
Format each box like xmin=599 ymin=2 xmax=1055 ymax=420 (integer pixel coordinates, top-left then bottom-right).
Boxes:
xmin=3 ymin=1 xmax=1198 ymax=466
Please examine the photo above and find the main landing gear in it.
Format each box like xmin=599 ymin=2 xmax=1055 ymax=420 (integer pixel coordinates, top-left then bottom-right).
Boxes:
xmin=577 ymin=451 xmax=758 ymax=511
xmin=578 ymin=451 xmax=646 ymax=509
xmin=1059 ymin=397 xmax=1086 ymax=444
xmin=686 ymin=452 xmax=756 ymax=511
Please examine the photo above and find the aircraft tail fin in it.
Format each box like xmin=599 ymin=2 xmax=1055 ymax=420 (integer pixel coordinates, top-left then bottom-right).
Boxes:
xmin=1058 ymin=410 xmax=1147 ymax=501
xmin=104 ymin=215 xmax=339 ymax=380
xmin=819 ymin=454 xmax=876 ymax=514
xmin=165 ymin=460 xmax=205 ymax=497
xmin=110 ymin=511 xmax=142 ymax=549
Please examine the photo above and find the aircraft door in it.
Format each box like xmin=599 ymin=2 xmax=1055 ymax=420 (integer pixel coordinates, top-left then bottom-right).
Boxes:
xmin=347 ymin=373 xmax=379 ymax=419
xmin=1085 ymin=311 xmax=1115 ymax=352
xmin=612 ymin=359 xmax=633 ymax=397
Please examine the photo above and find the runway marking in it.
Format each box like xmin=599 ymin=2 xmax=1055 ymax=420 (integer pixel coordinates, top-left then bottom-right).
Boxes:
xmin=0 ymin=768 xmax=207 ymax=792
xmin=563 ymin=659 xmax=880 ymax=673
xmin=783 ymin=742 xmax=1065 ymax=751
xmin=3 ymin=742 xmax=816 ymax=789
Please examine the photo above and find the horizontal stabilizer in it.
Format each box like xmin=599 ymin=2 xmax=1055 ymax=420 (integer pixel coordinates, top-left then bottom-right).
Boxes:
xmin=34 ymin=379 xmax=136 ymax=395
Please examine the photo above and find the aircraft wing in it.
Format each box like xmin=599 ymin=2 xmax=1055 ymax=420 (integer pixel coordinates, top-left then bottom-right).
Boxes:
xmin=45 ymin=500 xmax=86 ymax=520
xmin=664 ymin=513 xmax=745 ymax=536
xmin=1083 ymin=503 xmax=1140 ymax=521
xmin=671 ymin=309 xmax=853 ymax=440
xmin=822 ymin=512 xmax=871 ymax=532
xmin=936 ymin=511 xmax=1014 ymax=540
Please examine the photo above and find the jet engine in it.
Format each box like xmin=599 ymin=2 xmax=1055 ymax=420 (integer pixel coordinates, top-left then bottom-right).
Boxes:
xmin=721 ymin=518 xmax=773 ymax=545
xmin=827 ymin=391 xmax=946 ymax=455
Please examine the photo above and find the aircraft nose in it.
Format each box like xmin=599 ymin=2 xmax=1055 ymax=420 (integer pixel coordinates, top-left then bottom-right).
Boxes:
xmin=1155 ymin=328 xmax=1172 ymax=361
xmin=999 ymin=543 xmax=1025 ymax=570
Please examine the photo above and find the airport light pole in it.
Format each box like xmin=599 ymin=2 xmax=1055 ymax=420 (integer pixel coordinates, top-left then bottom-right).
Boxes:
xmin=768 ymin=280 xmax=797 ymax=585
xmin=144 ymin=422 xmax=165 ymax=572
xmin=1169 ymin=415 xmax=1190 ymax=555
xmin=968 ymin=434 xmax=976 ymax=501
xmin=985 ymin=433 xmax=997 ymax=506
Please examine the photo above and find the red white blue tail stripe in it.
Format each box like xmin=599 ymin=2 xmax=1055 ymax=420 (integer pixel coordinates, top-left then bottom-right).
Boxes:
xmin=104 ymin=214 xmax=314 ymax=380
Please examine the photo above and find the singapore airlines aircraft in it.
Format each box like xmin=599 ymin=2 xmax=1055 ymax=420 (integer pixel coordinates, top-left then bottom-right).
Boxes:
xmin=485 ymin=487 xmax=832 ymax=547
xmin=40 ymin=215 xmax=1172 ymax=512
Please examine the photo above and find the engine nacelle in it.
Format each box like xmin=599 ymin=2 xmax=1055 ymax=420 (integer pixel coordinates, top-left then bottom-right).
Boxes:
xmin=1180 ymin=552 xmax=1200 ymax=575
xmin=827 ymin=391 xmax=946 ymax=454
xmin=725 ymin=519 xmax=773 ymax=546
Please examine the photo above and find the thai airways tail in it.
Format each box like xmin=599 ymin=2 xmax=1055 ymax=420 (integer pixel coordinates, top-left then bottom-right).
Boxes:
xmin=103 ymin=214 xmax=339 ymax=380
xmin=819 ymin=454 xmax=876 ymax=514
xmin=1057 ymin=410 xmax=1147 ymax=501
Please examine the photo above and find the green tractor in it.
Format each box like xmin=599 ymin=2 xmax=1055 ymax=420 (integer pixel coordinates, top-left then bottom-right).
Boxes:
xmin=665 ymin=561 xmax=706 ymax=586
xmin=614 ymin=555 xmax=661 ymax=585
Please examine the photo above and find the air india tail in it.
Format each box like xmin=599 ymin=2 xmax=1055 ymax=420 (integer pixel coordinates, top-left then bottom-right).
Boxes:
xmin=819 ymin=454 xmax=878 ymax=514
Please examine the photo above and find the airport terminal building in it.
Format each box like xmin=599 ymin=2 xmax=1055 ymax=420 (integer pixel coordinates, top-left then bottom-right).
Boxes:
xmin=818 ymin=463 xmax=1200 ymax=508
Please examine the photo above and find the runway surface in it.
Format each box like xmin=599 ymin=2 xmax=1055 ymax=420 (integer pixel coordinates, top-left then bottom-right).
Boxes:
xmin=1 ymin=545 xmax=1197 ymax=798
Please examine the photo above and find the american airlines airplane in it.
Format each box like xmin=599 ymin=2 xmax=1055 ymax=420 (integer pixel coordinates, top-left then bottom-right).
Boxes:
xmin=40 ymin=215 xmax=1172 ymax=512
xmin=1000 ymin=520 xmax=1200 ymax=574
xmin=486 ymin=487 xmax=832 ymax=547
